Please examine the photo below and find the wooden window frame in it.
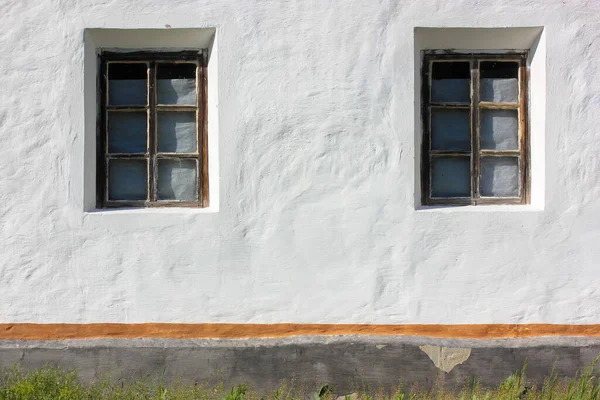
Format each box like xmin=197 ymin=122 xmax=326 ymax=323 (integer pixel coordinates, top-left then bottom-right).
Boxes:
xmin=421 ymin=52 xmax=529 ymax=206
xmin=97 ymin=50 xmax=209 ymax=208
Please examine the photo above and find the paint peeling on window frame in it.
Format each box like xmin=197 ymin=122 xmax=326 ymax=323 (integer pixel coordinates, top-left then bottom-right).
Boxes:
xmin=421 ymin=51 xmax=530 ymax=206
xmin=97 ymin=50 xmax=209 ymax=208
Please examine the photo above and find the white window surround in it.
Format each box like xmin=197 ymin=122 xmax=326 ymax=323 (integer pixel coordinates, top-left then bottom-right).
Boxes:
xmin=83 ymin=28 xmax=219 ymax=213
xmin=413 ymin=27 xmax=546 ymax=211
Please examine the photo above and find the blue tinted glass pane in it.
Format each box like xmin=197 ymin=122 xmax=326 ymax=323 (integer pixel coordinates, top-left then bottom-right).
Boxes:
xmin=481 ymin=78 xmax=518 ymax=103
xmin=157 ymin=112 xmax=196 ymax=153
xmin=157 ymin=63 xmax=196 ymax=105
xmin=431 ymin=62 xmax=470 ymax=103
xmin=157 ymin=79 xmax=196 ymax=105
xmin=480 ymin=62 xmax=518 ymax=103
xmin=432 ymin=79 xmax=470 ymax=103
xmin=480 ymin=157 xmax=519 ymax=197
xmin=480 ymin=109 xmax=518 ymax=150
xmin=109 ymin=80 xmax=147 ymax=105
xmin=158 ymin=159 xmax=197 ymax=201
xmin=108 ymin=160 xmax=147 ymax=200
xmin=108 ymin=63 xmax=147 ymax=106
xmin=108 ymin=112 xmax=147 ymax=153
xmin=431 ymin=108 xmax=470 ymax=151
xmin=431 ymin=157 xmax=471 ymax=197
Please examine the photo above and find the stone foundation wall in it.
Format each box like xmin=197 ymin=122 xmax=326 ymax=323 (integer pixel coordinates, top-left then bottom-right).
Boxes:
xmin=2 ymin=337 xmax=599 ymax=393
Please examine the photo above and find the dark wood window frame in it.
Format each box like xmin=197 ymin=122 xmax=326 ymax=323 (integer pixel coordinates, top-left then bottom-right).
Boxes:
xmin=97 ymin=50 xmax=209 ymax=208
xmin=421 ymin=51 xmax=529 ymax=206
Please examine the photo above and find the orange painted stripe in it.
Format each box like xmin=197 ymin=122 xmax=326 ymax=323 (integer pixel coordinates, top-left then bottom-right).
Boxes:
xmin=1 ymin=324 xmax=600 ymax=340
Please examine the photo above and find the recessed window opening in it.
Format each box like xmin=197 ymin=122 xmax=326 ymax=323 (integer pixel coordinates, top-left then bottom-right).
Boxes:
xmin=421 ymin=52 xmax=529 ymax=206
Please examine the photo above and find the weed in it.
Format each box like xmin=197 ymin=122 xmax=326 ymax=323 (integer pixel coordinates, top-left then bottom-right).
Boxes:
xmin=1 ymin=359 xmax=600 ymax=400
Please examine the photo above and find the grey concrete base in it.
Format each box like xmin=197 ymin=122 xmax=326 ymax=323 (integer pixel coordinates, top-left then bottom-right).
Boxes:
xmin=1 ymin=336 xmax=600 ymax=393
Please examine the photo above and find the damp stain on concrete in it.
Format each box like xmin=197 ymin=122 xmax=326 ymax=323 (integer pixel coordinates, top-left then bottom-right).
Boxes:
xmin=419 ymin=345 xmax=472 ymax=373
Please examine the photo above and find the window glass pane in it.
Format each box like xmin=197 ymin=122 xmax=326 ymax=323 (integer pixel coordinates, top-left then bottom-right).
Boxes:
xmin=480 ymin=157 xmax=519 ymax=197
xmin=157 ymin=63 xmax=196 ymax=105
xmin=431 ymin=108 xmax=470 ymax=151
xmin=431 ymin=157 xmax=471 ymax=197
xmin=158 ymin=159 xmax=198 ymax=201
xmin=431 ymin=62 xmax=470 ymax=103
xmin=108 ymin=112 xmax=147 ymax=153
xmin=108 ymin=63 xmax=147 ymax=106
xmin=108 ymin=159 xmax=147 ymax=200
xmin=480 ymin=62 xmax=518 ymax=103
xmin=157 ymin=112 xmax=196 ymax=153
xmin=480 ymin=109 xmax=518 ymax=150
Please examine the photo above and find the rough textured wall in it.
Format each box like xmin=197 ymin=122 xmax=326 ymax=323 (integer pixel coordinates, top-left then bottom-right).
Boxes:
xmin=0 ymin=0 xmax=599 ymax=324
xmin=3 ymin=337 xmax=600 ymax=391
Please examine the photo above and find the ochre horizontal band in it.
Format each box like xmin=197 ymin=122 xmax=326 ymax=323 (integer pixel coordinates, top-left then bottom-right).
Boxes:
xmin=1 ymin=324 xmax=600 ymax=340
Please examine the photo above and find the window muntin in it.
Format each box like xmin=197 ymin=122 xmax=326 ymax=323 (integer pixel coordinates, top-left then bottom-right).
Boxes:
xmin=98 ymin=51 xmax=209 ymax=208
xmin=421 ymin=53 xmax=529 ymax=206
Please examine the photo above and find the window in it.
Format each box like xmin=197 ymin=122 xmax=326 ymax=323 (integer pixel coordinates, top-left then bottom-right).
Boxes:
xmin=97 ymin=51 xmax=209 ymax=208
xmin=421 ymin=52 xmax=529 ymax=206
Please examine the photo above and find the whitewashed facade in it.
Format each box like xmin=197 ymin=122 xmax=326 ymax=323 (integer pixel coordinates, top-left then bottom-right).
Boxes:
xmin=1 ymin=0 xmax=599 ymax=327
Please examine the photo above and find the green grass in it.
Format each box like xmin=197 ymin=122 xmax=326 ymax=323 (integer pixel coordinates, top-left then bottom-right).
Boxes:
xmin=1 ymin=359 xmax=599 ymax=400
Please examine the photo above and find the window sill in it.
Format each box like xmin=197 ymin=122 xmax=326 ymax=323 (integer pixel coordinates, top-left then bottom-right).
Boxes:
xmin=84 ymin=206 xmax=219 ymax=216
xmin=416 ymin=204 xmax=543 ymax=213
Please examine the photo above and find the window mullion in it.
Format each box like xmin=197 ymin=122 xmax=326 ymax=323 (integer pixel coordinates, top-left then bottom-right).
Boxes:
xmin=199 ymin=55 xmax=209 ymax=207
xmin=470 ymin=59 xmax=481 ymax=204
xmin=424 ymin=58 xmax=432 ymax=203
xmin=148 ymin=61 xmax=157 ymax=202
xmin=519 ymin=56 xmax=528 ymax=204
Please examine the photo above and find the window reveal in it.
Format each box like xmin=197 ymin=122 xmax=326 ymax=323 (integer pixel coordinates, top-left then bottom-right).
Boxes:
xmin=421 ymin=53 xmax=529 ymax=206
xmin=98 ymin=51 xmax=209 ymax=208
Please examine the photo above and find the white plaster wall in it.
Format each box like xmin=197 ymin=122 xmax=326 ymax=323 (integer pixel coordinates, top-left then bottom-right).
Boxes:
xmin=0 ymin=0 xmax=599 ymax=324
